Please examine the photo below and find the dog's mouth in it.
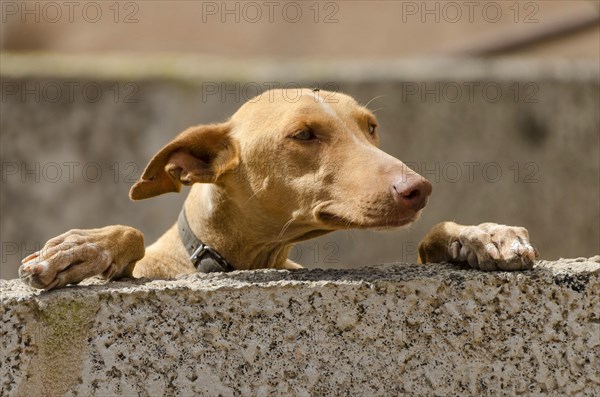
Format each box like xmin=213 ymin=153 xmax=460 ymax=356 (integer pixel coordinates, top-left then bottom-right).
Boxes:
xmin=317 ymin=210 xmax=421 ymax=230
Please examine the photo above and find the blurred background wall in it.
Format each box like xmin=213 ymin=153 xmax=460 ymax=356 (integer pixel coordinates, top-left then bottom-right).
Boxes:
xmin=1 ymin=0 xmax=599 ymax=279
xmin=1 ymin=1 xmax=599 ymax=58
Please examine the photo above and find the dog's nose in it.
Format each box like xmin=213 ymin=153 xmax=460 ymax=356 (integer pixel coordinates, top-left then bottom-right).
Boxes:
xmin=392 ymin=177 xmax=432 ymax=211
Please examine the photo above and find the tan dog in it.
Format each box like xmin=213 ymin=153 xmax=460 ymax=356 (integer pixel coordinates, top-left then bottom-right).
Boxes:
xmin=19 ymin=88 xmax=538 ymax=290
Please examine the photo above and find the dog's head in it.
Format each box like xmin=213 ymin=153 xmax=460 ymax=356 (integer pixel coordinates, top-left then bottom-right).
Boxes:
xmin=130 ymin=88 xmax=431 ymax=242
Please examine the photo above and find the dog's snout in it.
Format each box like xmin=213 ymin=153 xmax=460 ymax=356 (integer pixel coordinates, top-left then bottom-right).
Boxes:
xmin=392 ymin=177 xmax=432 ymax=210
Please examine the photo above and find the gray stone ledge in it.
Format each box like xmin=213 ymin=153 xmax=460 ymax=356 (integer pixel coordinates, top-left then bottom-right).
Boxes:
xmin=2 ymin=52 xmax=599 ymax=82
xmin=1 ymin=257 xmax=599 ymax=396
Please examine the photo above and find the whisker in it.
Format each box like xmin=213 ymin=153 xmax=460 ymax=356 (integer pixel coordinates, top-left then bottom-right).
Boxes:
xmin=345 ymin=215 xmax=353 ymax=229
xmin=364 ymin=94 xmax=387 ymax=109
xmin=243 ymin=184 xmax=266 ymax=206
xmin=278 ymin=217 xmax=295 ymax=238
xmin=370 ymin=106 xmax=387 ymax=114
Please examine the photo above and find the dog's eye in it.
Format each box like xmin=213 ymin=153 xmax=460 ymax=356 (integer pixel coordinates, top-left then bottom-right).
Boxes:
xmin=293 ymin=129 xmax=316 ymax=141
xmin=368 ymin=124 xmax=377 ymax=135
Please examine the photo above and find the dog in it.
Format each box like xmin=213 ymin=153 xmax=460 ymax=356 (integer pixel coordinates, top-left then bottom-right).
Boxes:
xmin=19 ymin=88 xmax=538 ymax=290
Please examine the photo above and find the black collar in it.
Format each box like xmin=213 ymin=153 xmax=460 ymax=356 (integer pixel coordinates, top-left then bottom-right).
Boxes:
xmin=177 ymin=210 xmax=235 ymax=273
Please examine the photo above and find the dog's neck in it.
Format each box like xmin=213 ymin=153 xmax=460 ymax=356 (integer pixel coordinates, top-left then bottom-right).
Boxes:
xmin=183 ymin=184 xmax=292 ymax=270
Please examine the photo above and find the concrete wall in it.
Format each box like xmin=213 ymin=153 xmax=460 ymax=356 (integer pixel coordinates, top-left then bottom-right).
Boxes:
xmin=1 ymin=55 xmax=599 ymax=280
xmin=1 ymin=257 xmax=598 ymax=396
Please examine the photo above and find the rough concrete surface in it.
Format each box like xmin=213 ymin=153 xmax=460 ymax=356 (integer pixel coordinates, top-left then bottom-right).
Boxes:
xmin=1 ymin=257 xmax=599 ymax=397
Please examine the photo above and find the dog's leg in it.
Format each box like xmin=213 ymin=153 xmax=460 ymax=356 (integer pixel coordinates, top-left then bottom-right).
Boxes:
xmin=418 ymin=222 xmax=538 ymax=271
xmin=19 ymin=226 xmax=144 ymax=290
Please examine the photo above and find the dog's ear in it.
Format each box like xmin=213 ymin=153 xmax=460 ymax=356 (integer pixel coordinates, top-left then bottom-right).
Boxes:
xmin=129 ymin=123 xmax=239 ymax=200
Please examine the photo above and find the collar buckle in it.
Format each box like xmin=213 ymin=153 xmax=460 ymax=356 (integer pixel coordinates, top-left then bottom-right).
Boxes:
xmin=190 ymin=243 xmax=208 ymax=263
xmin=178 ymin=210 xmax=235 ymax=273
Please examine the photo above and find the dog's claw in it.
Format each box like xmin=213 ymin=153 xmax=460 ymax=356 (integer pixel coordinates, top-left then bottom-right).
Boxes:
xmin=21 ymin=259 xmax=48 ymax=275
xmin=467 ymin=251 xmax=478 ymax=269
xmin=21 ymin=252 xmax=39 ymax=263
xmin=485 ymin=243 xmax=501 ymax=260
xmin=448 ymin=241 xmax=461 ymax=260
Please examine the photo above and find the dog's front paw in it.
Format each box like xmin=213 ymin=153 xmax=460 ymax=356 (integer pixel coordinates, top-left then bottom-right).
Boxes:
xmin=19 ymin=226 xmax=143 ymax=290
xmin=448 ymin=223 xmax=538 ymax=271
